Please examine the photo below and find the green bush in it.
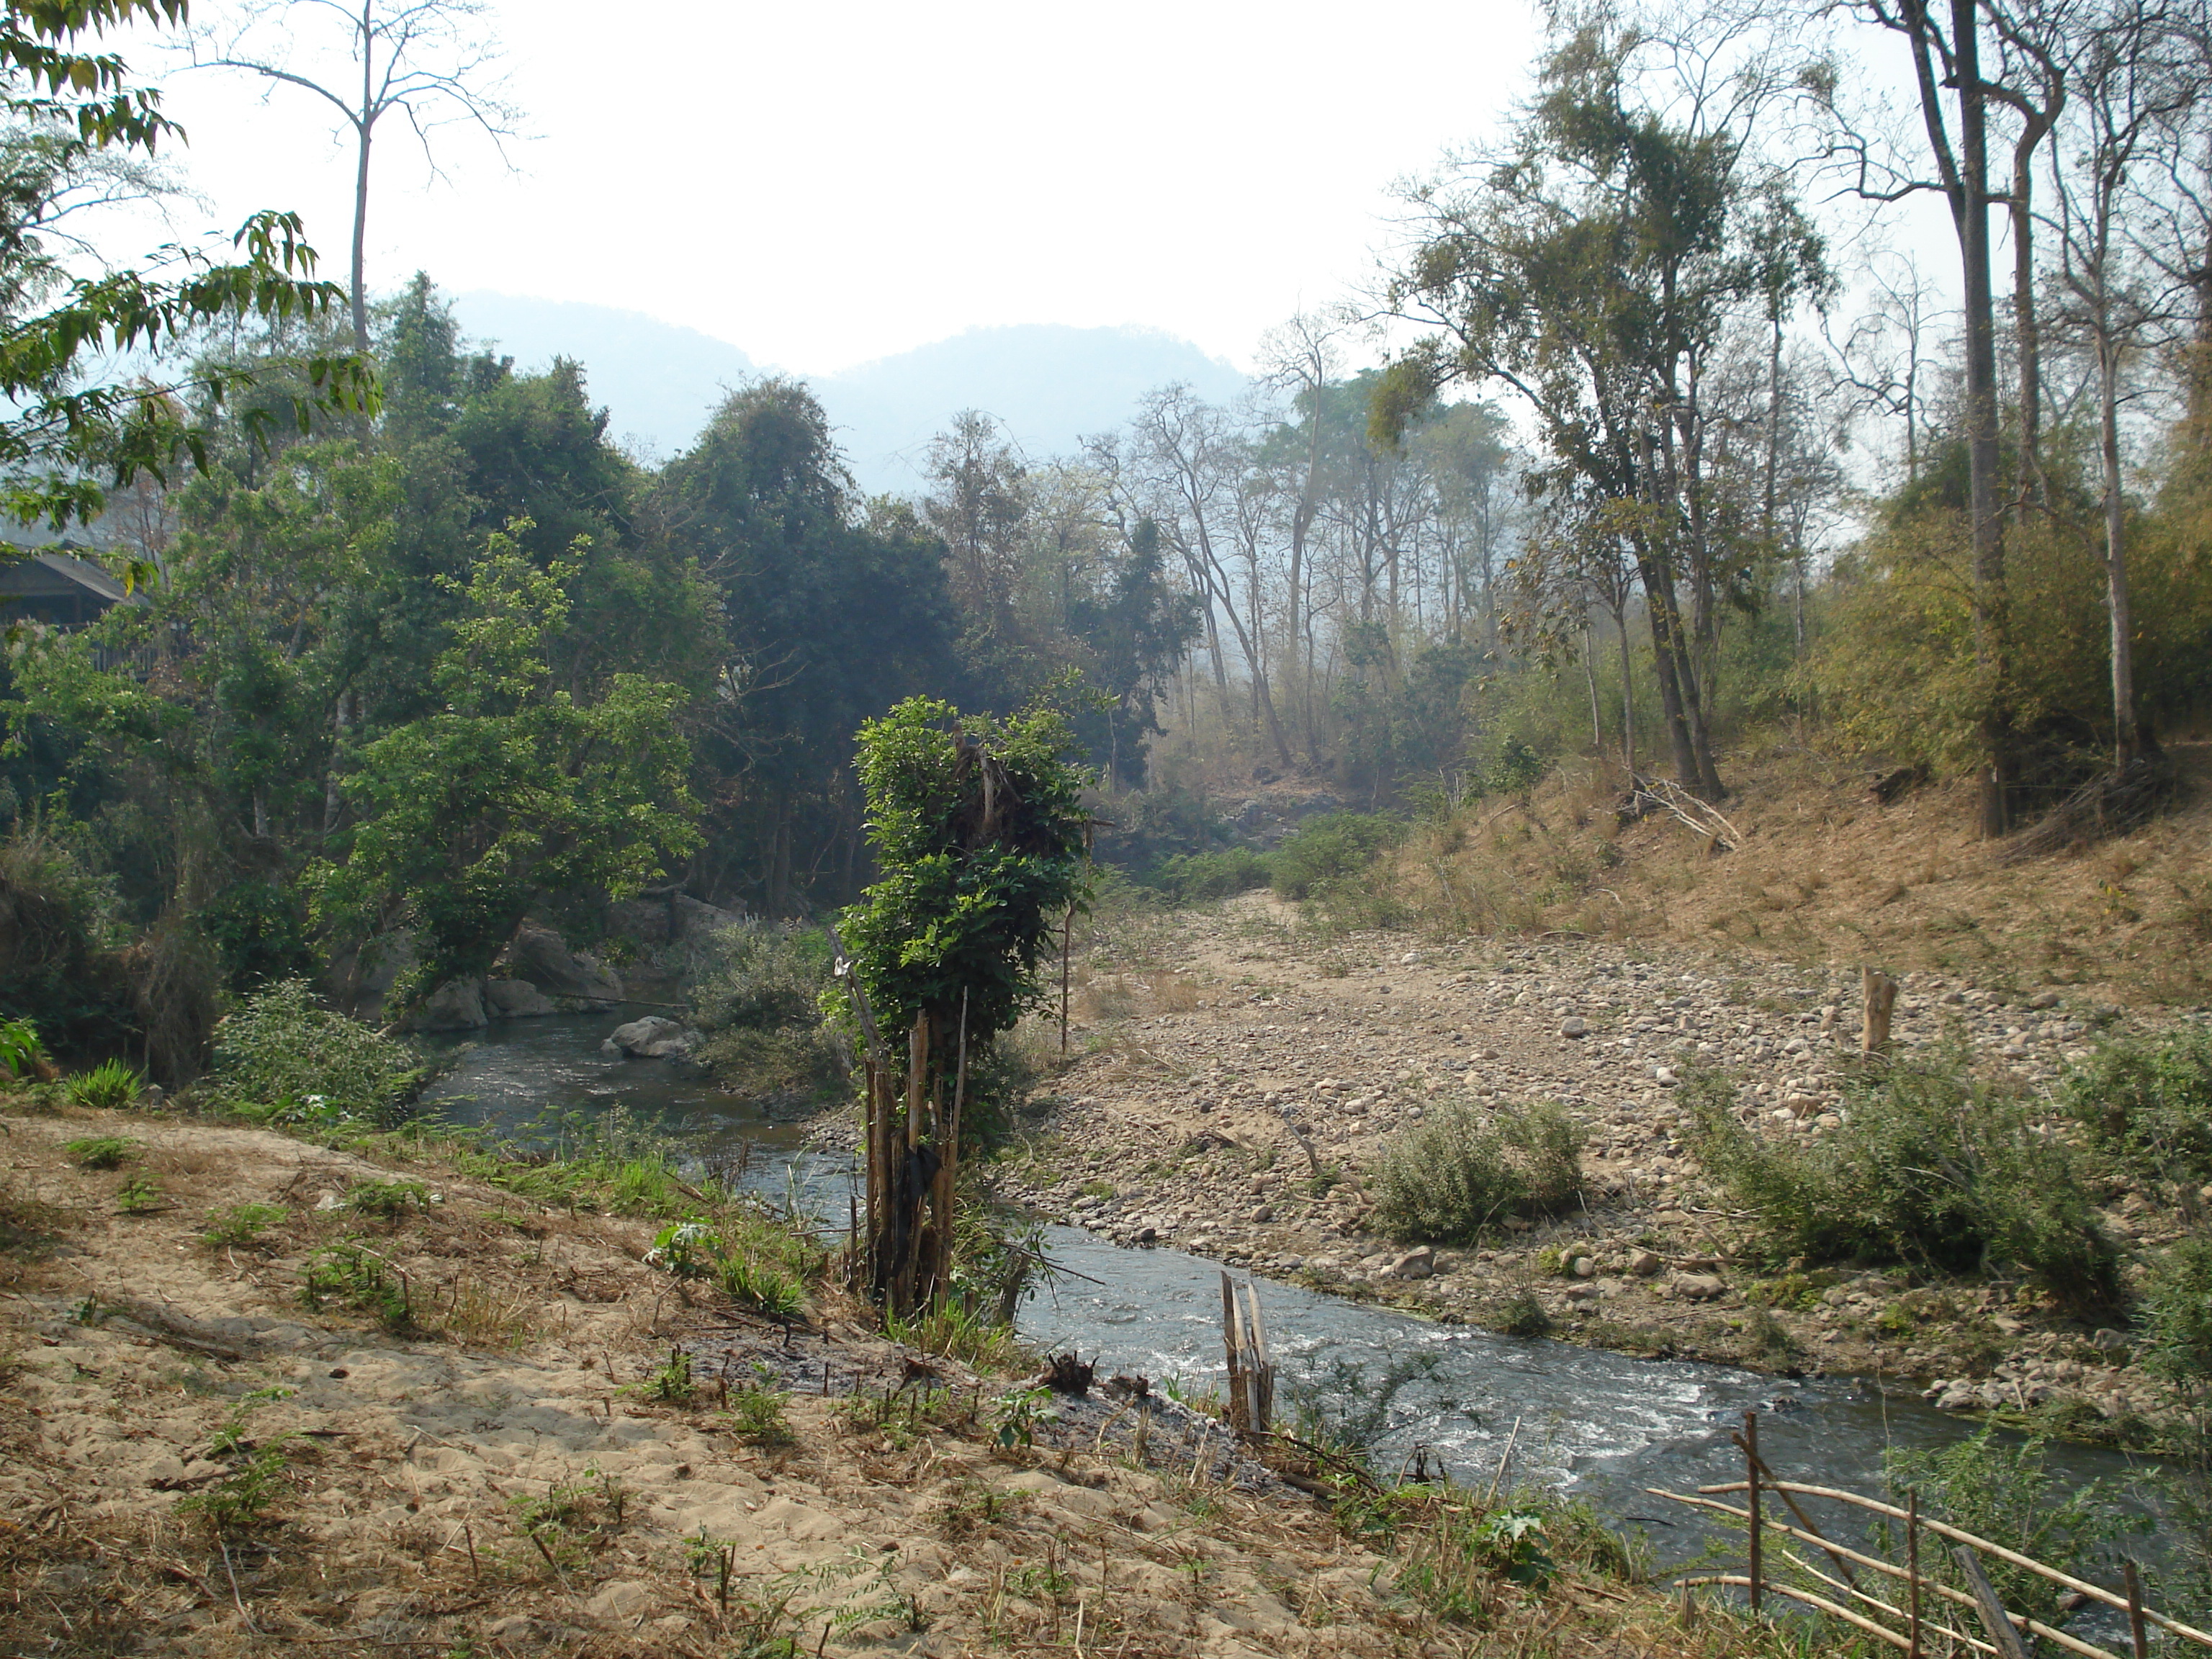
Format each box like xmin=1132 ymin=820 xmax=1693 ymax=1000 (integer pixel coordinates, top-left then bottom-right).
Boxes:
xmin=1883 ymin=1427 xmax=2146 ymax=1626
xmin=62 ymin=1058 xmax=142 ymax=1110
xmin=1370 ymin=1098 xmax=1584 ymax=1244
xmin=2062 ymin=1028 xmax=2212 ymax=1188
xmin=1269 ymin=813 xmax=1402 ymax=901
xmin=0 ymin=1017 xmax=47 ymax=1079
xmin=688 ymin=922 xmax=845 ymax=1100
xmin=211 ymin=979 xmax=426 ymax=1128
xmin=2139 ymin=1234 xmax=2212 ymax=1390
xmin=1686 ymin=1060 xmax=2118 ymax=1305
xmin=64 ymin=1135 xmax=136 ymax=1169
xmin=1142 ymin=847 xmax=1272 ymax=904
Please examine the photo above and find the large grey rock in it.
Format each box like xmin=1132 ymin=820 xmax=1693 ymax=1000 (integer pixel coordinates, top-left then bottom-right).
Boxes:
xmin=414 ymin=976 xmax=488 ymax=1031
xmin=604 ymin=893 xmax=745 ymax=947
xmin=1389 ymin=1247 xmax=1435 ymax=1280
xmin=601 ymin=1015 xmax=697 ymax=1060
xmin=485 ymin=978 xmax=557 ymax=1018
xmin=1673 ymin=1272 xmax=1727 ymax=1301
xmin=500 ymin=922 xmax=622 ymax=1007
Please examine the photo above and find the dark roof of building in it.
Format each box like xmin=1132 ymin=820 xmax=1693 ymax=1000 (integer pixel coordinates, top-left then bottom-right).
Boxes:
xmin=0 ymin=550 xmax=135 ymax=606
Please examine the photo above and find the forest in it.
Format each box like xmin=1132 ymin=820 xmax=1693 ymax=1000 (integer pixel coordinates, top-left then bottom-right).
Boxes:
xmin=2 ymin=0 xmax=2211 ymax=1077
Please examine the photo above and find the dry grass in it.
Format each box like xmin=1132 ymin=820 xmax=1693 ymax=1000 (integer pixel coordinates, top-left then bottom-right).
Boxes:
xmin=1341 ymin=742 xmax=2212 ymax=1004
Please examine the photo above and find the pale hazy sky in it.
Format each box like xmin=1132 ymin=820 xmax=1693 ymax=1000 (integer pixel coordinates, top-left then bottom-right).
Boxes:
xmin=125 ymin=0 xmax=1552 ymax=375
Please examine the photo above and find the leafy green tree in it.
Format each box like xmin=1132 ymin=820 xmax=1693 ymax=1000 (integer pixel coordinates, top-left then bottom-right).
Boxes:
xmin=0 ymin=1 xmax=373 ymax=531
xmin=657 ymin=379 xmax=958 ymax=911
xmin=307 ymin=519 xmax=699 ymax=1005
xmin=835 ymin=694 xmax=1093 ymax=1313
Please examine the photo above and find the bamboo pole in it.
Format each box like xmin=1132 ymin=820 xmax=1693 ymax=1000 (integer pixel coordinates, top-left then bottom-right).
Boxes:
xmin=1908 ymin=1488 xmax=1922 ymax=1659
xmin=1956 ymin=1547 xmax=2032 ymax=1659
xmin=1674 ymin=1575 xmax=1969 ymax=1657
xmin=2126 ymin=1560 xmax=2149 ymax=1659
xmin=1745 ymin=1411 xmax=1762 ymax=1617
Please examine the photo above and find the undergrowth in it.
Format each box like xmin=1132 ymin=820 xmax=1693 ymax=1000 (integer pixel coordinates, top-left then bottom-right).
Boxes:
xmin=1683 ymin=1058 xmax=2118 ymax=1307
xmin=1369 ymin=1097 xmax=1585 ymax=1244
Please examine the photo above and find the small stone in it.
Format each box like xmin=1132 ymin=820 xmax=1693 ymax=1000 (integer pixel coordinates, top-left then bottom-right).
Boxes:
xmin=2028 ymin=990 xmax=2062 ymax=1010
xmin=1560 ymin=1017 xmax=1588 ymax=1038
xmin=1571 ymin=1256 xmax=1596 ymax=1278
xmin=1653 ymin=1066 xmax=1678 ymax=1086
xmin=1565 ymin=1282 xmax=1600 ymax=1301
xmin=1629 ymin=1251 xmax=1663 ymax=1277
xmin=2090 ymin=1328 xmax=2130 ymax=1352
xmin=1673 ymin=1273 xmax=1726 ymax=1301
xmin=1936 ymin=1387 xmax=1979 ymax=1411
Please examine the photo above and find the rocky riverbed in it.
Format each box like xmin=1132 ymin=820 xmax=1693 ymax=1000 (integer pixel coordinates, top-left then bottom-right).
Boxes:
xmin=989 ymin=894 xmax=2207 ymax=1440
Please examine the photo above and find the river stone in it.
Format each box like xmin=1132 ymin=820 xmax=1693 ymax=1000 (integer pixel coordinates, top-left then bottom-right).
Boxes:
xmin=1390 ymin=1248 xmax=1435 ymax=1280
xmin=1560 ymin=1017 xmax=1588 ymax=1038
xmin=414 ymin=976 xmax=488 ymax=1031
xmin=601 ymin=1015 xmax=696 ymax=1060
xmin=485 ymin=978 xmax=557 ymax=1019
xmin=1673 ymin=1272 xmax=1727 ymax=1301
xmin=501 ymin=922 xmax=623 ymax=1007
xmin=1571 ymin=1256 xmax=1597 ymax=1278
xmin=1629 ymin=1250 xmax=1663 ymax=1277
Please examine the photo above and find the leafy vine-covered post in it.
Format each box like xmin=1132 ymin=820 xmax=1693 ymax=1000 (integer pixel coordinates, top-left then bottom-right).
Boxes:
xmin=833 ymin=697 xmax=1094 ymax=1317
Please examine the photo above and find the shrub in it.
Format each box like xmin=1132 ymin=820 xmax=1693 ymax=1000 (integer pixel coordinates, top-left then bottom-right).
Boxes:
xmin=211 ymin=979 xmax=426 ymax=1128
xmin=202 ymin=1202 xmax=287 ymax=1246
xmin=2139 ymin=1234 xmax=2212 ymax=1392
xmin=1370 ymin=1099 xmax=1584 ymax=1244
xmin=0 ymin=1017 xmax=48 ymax=1080
xmin=62 ymin=1058 xmax=142 ymax=1110
xmin=64 ymin=1135 xmax=136 ymax=1170
xmin=688 ymin=921 xmax=845 ymax=1100
xmin=2062 ymin=1029 xmax=2212 ymax=1188
xmin=1686 ymin=1060 xmax=2118 ymax=1305
xmin=1143 ymin=847 xmax=1272 ymax=904
xmin=717 ymin=1252 xmax=804 ymax=1318
xmin=1269 ymin=813 xmax=1401 ymax=901
xmin=1883 ymin=1427 xmax=2147 ymax=1625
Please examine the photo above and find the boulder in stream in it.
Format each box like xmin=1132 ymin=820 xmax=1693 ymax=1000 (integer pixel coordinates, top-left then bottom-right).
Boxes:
xmin=414 ymin=976 xmax=489 ymax=1031
xmin=485 ymin=978 xmax=557 ymax=1018
xmin=601 ymin=1015 xmax=698 ymax=1060
xmin=500 ymin=922 xmax=622 ymax=1007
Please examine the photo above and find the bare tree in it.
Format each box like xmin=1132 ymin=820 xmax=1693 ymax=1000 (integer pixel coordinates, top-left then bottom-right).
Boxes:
xmin=186 ymin=0 xmax=523 ymax=350
xmin=2045 ymin=0 xmax=2211 ymax=769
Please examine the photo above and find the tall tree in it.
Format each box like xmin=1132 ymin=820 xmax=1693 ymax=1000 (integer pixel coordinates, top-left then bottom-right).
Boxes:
xmin=186 ymin=0 xmax=522 ymax=351
xmin=1379 ymin=19 xmax=1815 ymax=800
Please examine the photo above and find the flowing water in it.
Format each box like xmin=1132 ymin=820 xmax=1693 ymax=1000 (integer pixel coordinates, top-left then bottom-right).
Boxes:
xmin=421 ymin=1012 xmax=2161 ymax=1565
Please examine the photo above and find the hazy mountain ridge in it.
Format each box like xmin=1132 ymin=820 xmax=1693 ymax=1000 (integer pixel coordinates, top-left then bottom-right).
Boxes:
xmin=451 ymin=292 xmax=1251 ymax=493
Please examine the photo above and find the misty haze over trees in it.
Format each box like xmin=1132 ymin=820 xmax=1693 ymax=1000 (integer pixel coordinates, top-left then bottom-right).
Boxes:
xmin=4 ymin=0 xmax=2211 ymax=1066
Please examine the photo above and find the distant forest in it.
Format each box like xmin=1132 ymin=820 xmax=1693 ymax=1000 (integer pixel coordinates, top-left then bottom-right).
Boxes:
xmin=5 ymin=0 xmax=2212 ymax=1064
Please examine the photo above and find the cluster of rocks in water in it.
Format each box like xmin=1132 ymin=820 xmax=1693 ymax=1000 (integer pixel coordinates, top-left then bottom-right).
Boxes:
xmin=339 ymin=899 xmax=742 ymax=1034
xmin=999 ymin=918 xmax=2201 ymax=1427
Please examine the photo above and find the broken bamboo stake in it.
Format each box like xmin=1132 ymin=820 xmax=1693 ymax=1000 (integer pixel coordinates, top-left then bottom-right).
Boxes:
xmin=1862 ymin=966 xmax=1899 ymax=1057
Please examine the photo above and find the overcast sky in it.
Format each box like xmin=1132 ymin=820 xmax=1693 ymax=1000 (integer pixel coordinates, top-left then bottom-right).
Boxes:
xmin=125 ymin=0 xmax=1559 ymax=376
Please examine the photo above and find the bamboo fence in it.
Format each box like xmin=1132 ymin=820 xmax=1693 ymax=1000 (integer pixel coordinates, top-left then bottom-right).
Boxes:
xmin=1650 ymin=1410 xmax=2203 ymax=1659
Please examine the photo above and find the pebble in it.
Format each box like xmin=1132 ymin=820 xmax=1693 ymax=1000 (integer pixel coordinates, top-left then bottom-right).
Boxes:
xmin=1560 ymin=1017 xmax=1588 ymax=1038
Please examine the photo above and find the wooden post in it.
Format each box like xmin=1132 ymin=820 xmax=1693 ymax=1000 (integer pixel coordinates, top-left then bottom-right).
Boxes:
xmin=1220 ymin=1272 xmax=1246 ymax=1432
xmin=1241 ymin=1280 xmax=1272 ymax=1432
xmin=1679 ymin=1578 xmax=1697 ymax=1630
xmin=1745 ymin=1410 xmax=1762 ymax=1617
xmin=2125 ymin=1560 xmax=2149 ymax=1659
xmin=1954 ymin=1547 xmax=2030 ymax=1659
xmin=932 ymin=991 xmax=969 ymax=1304
xmin=1061 ymin=902 xmax=1074 ymax=1056
xmin=1862 ymin=966 xmax=1899 ymax=1057
xmin=1907 ymin=1488 xmax=1922 ymax=1659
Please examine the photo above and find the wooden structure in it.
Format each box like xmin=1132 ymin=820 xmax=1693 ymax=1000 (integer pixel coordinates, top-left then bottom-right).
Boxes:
xmin=1653 ymin=1411 xmax=2207 ymax=1659
xmin=1220 ymin=1272 xmax=1274 ymax=1434
xmin=0 ymin=551 xmax=135 ymax=628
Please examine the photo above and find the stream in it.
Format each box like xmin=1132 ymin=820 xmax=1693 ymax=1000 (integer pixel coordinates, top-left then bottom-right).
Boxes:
xmin=420 ymin=1012 xmax=2160 ymax=1565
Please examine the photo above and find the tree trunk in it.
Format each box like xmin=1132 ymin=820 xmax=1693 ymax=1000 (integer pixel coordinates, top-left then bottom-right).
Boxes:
xmin=2100 ymin=336 xmax=2141 ymax=768
xmin=1953 ymin=0 xmax=2014 ymax=837
xmin=349 ymin=36 xmax=372 ymax=356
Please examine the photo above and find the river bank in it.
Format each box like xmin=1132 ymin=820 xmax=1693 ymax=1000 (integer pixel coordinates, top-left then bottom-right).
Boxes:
xmin=0 ymin=1097 xmax=1738 ymax=1658
xmin=984 ymin=892 xmax=2204 ymax=1442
